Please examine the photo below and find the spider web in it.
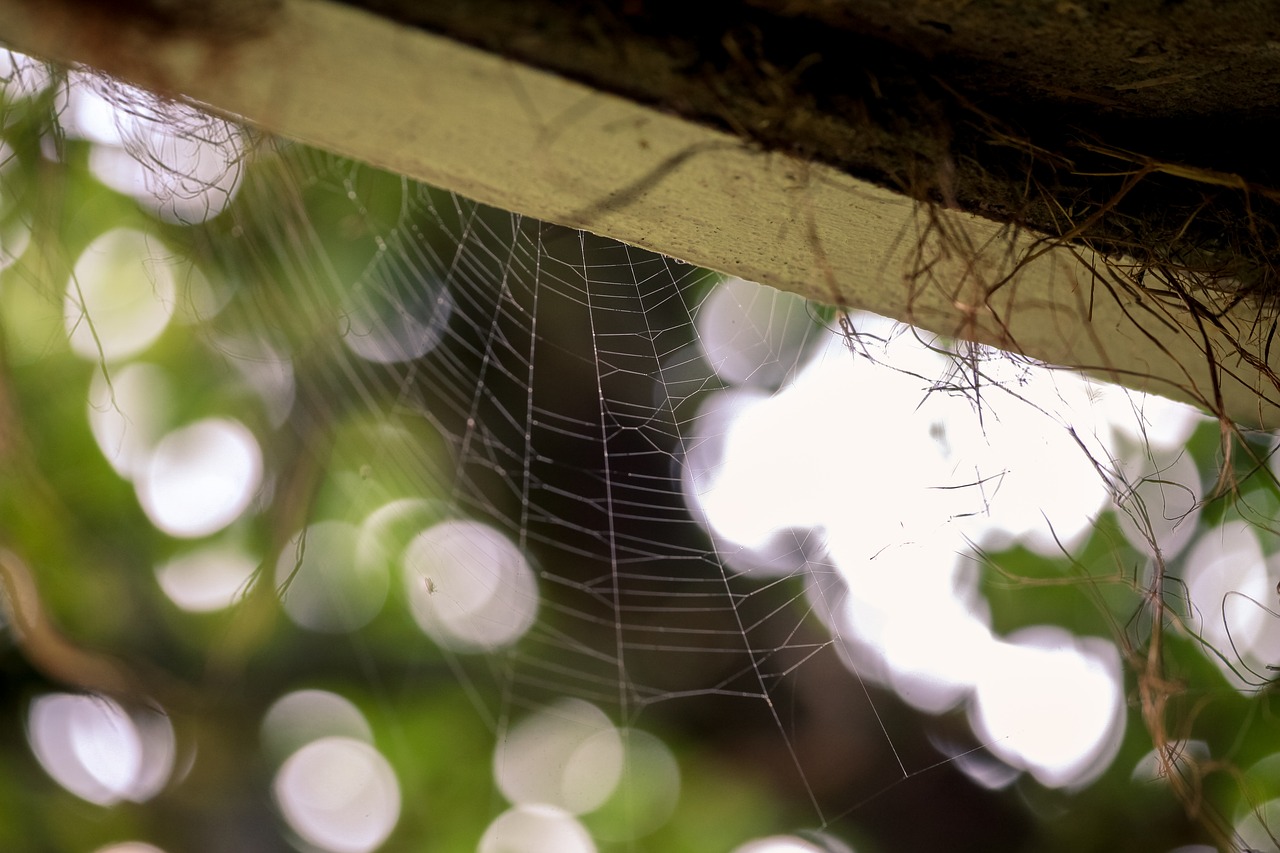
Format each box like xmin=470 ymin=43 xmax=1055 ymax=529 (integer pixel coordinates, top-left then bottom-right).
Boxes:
xmin=195 ymin=142 xmax=1124 ymax=843
xmin=219 ymin=145 xmax=866 ymax=812
xmin=6 ymin=54 xmax=1280 ymax=853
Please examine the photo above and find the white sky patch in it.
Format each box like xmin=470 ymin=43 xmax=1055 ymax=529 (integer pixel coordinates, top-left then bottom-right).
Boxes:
xmin=273 ymin=736 xmax=400 ymax=853
xmin=968 ymin=627 xmax=1125 ymax=788
xmin=883 ymin=595 xmax=996 ymax=714
xmin=689 ymin=287 xmax=1141 ymax=788
xmin=88 ymin=361 xmax=172 ymax=479
xmin=403 ymin=519 xmax=538 ymax=651
xmin=958 ymin=387 xmax=1113 ymax=557
xmin=681 ymin=387 xmax=775 ymax=548
xmin=155 ymin=543 xmax=258 ymax=612
xmin=494 ymin=699 xmax=624 ymax=815
xmin=824 ymin=534 xmax=990 ymax=714
xmin=691 ymin=343 xmax=975 ymax=553
xmin=27 ymin=693 xmax=174 ymax=806
xmin=65 ymin=228 xmax=176 ymax=362
xmin=479 ymin=804 xmax=596 ymax=853
xmin=137 ymin=417 xmax=263 ymax=538
xmin=276 ymin=521 xmax=390 ymax=633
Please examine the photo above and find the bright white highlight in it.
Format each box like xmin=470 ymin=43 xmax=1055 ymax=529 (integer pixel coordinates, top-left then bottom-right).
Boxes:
xmin=274 ymin=736 xmax=400 ymax=853
xmin=688 ymin=285 xmax=1145 ymax=788
xmin=823 ymin=535 xmax=992 ymax=714
xmin=155 ymin=544 xmax=258 ymax=612
xmin=137 ymin=418 xmax=262 ymax=538
xmin=969 ymin=627 xmax=1125 ymax=788
xmin=962 ymin=367 xmax=1112 ymax=556
xmin=65 ymin=228 xmax=176 ymax=362
xmin=27 ymin=693 xmax=174 ymax=806
xmin=276 ymin=521 xmax=389 ymax=633
xmin=93 ymin=844 xmax=169 ymax=853
xmin=693 ymin=320 xmax=1110 ymax=555
xmin=403 ymin=519 xmax=538 ymax=650
xmin=495 ymin=699 xmax=623 ymax=815
xmin=479 ymin=804 xmax=596 ymax=853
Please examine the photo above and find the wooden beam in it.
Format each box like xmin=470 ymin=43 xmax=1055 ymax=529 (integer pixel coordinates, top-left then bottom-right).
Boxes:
xmin=1 ymin=0 xmax=1277 ymax=427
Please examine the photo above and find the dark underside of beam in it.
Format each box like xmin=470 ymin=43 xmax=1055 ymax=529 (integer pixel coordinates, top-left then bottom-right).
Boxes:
xmin=338 ymin=0 xmax=1280 ymax=301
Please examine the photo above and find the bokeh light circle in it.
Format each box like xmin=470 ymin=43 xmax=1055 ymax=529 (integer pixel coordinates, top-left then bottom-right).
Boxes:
xmin=403 ymin=520 xmax=537 ymax=650
xmin=262 ymin=690 xmax=373 ymax=762
xmin=494 ymin=699 xmax=622 ymax=814
xmin=275 ymin=521 xmax=389 ymax=633
xmin=27 ymin=693 xmax=174 ymax=806
xmin=137 ymin=418 xmax=262 ymax=538
xmin=64 ymin=228 xmax=175 ymax=361
xmin=273 ymin=736 xmax=400 ymax=853
xmin=479 ymin=804 xmax=596 ymax=853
